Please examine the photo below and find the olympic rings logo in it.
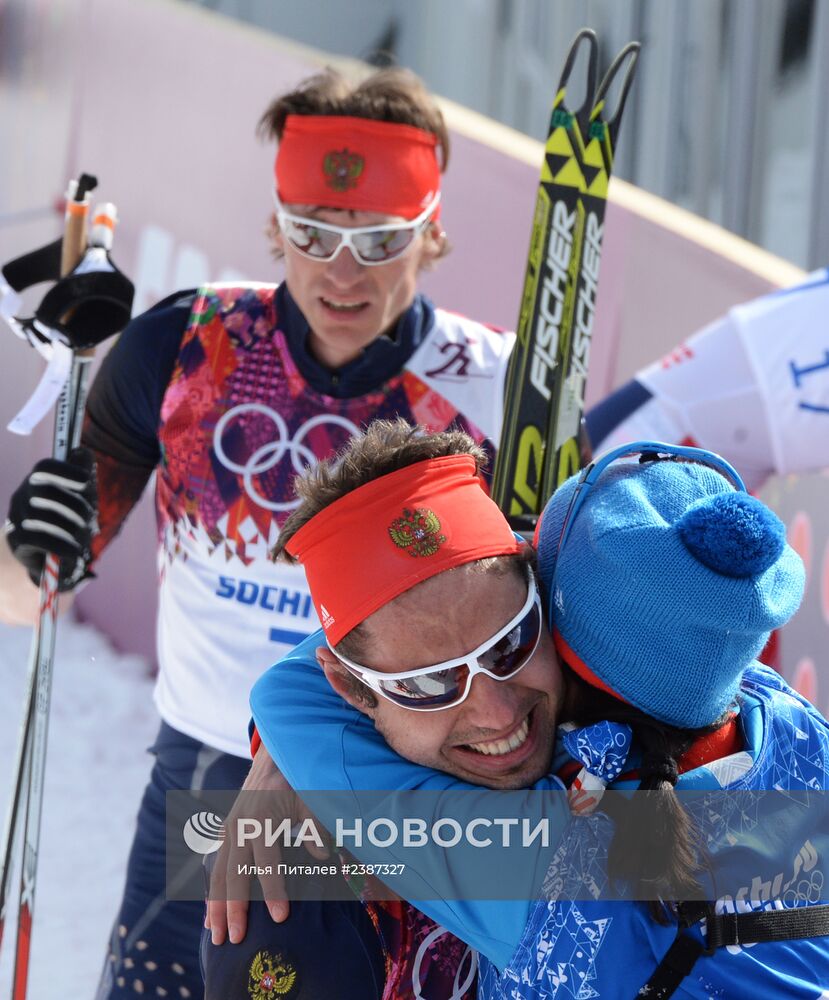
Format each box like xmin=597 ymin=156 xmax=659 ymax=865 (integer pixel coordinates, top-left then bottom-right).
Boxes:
xmin=213 ymin=403 xmax=361 ymax=512
xmin=412 ymin=925 xmax=476 ymax=1000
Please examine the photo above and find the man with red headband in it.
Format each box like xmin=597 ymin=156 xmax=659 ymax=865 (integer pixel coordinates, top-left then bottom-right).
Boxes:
xmin=0 ymin=68 xmax=513 ymax=999
xmin=268 ymin=422 xmax=565 ymax=793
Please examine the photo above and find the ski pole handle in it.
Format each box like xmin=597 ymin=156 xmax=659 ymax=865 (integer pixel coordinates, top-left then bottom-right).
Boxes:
xmin=60 ymin=178 xmax=91 ymax=276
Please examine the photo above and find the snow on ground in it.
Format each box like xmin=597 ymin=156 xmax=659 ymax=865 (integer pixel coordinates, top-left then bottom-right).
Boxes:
xmin=0 ymin=614 xmax=158 ymax=996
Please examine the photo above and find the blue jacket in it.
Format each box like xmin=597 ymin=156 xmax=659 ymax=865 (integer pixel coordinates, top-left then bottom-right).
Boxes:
xmin=251 ymin=635 xmax=829 ymax=997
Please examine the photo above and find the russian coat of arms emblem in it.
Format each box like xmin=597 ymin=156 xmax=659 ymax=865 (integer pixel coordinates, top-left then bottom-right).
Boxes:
xmin=388 ymin=507 xmax=446 ymax=557
xmin=323 ymin=149 xmax=365 ymax=191
xmin=248 ymin=950 xmax=298 ymax=997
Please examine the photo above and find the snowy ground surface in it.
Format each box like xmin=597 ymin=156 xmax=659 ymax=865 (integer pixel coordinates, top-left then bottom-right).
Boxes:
xmin=0 ymin=615 xmax=158 ymax=996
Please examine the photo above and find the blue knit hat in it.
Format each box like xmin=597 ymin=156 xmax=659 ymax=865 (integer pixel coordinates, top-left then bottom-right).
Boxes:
xmin=535 ymin=446 xmax=805 ymax=728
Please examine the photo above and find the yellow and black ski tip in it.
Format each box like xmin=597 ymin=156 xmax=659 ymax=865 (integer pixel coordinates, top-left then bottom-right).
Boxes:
xmin=551 ymin=29 xmax=598 ymax=133
xmin=590 ymin=41 xmax=641 ymax=149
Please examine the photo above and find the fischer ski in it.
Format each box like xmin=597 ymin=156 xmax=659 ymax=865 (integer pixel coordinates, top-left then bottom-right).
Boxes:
xmin=492 ymin=30 xmax=640 ymax=528
xmin=542 ymin=40 xmax=641 ymax=498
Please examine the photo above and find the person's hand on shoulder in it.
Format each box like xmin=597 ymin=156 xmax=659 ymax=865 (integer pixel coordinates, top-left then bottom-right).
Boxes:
xmin=205 ymin=743 xmax=329 ymax=945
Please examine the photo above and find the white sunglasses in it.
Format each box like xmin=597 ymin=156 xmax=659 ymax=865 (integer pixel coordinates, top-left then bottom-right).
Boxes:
xmin=331 ymin=572 xmax=542 ymax=712
xmin=272 ymin=190 xmax=440 ymax=266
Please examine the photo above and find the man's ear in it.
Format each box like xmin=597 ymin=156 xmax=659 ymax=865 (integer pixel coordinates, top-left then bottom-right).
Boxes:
xmin=418 ymin=220 xmax=447 ymax=272
xmin=316 ymin=646 xmax=376 ymax=718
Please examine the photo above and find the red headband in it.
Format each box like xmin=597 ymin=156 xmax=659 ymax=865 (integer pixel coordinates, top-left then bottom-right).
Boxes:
xmin=275 ymin=115 xmax=441 ymax=219
xmin=286 ymin=455 xmax=520 ymax=646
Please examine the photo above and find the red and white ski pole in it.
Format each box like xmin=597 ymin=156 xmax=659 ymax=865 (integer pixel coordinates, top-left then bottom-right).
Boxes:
xmin=13 ymin=178 xmax=102 ymax=1000
xmin=0 ymin=174 xmax=130 ymax=999
xmin=0 ymin=173 xmax=95 ymax=961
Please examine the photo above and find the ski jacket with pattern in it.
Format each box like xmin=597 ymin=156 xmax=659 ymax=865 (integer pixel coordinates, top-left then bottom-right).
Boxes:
xmin=82 ymin=283 xmax=512 ymax=756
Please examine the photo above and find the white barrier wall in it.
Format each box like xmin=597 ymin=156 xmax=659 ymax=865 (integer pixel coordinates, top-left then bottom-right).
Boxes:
xmin=2 ymin=0 xmax=824 ymax=712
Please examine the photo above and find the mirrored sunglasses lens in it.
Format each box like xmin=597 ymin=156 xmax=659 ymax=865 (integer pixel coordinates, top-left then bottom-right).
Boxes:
xmin=352 ymin=228 xmax=416 ymax=263
xmin=283 ymin=220 xmax=341 ymax=259
xmin=378 ymin=666 xmax=468 ymax=709
xmin=480 ymin=602 xmax=541 ymax=678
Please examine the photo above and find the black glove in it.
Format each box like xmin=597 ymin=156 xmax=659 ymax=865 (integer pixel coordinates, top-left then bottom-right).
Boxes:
xmin=5 ymin=446 xmax=98 ymax=592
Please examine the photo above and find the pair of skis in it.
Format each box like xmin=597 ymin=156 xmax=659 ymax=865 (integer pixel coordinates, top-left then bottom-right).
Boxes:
xmin=492 ymin=29 xmax=641 ymax=530
xmin=0 ymin=175 xmax=131 ymax=999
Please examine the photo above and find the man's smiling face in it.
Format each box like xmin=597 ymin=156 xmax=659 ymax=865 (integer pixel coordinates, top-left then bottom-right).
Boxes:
xmin=319 ymin=561 xmax=564 ymax=789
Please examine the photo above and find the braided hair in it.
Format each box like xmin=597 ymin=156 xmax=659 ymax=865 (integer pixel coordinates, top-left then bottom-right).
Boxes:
xmin=563 ymin=670 xmax=732 ymax=922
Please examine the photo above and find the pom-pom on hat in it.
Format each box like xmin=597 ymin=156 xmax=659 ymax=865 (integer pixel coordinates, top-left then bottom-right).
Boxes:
xmin=535 ymin=443 xmax=805 ymax=729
